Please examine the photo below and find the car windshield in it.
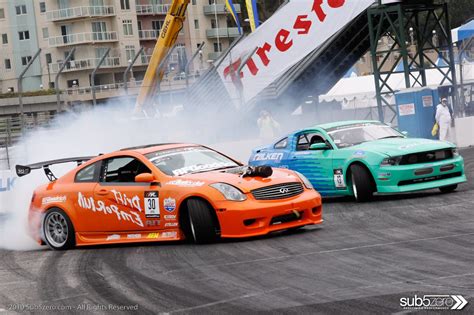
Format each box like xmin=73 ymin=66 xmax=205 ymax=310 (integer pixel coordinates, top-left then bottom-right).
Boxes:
xmin=327 ymin=123 xmax=403 ymax=148
xmin=145 ymin=146 xmax=239 ymax=176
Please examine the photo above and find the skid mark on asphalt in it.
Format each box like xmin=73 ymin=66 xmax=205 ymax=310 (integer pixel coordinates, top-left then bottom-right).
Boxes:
xmin=157 ymin=230 xmax=474 ymax=274
xmin=168 ymin=287 xmax=289 ymax=313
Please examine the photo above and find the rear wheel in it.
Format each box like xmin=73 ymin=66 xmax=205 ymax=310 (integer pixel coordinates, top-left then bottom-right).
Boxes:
xmin=186 ymin=199 xmax=219 ymax=244
xmin=350 ymin=164 xmax=375 ymax=202
xmin=439 ymin=184 xmax=458 ymax=193
xmin=43 ymin=208 xmax=75 ymax=250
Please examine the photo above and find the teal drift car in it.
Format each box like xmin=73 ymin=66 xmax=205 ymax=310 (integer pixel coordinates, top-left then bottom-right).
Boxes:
xmin=249 ymin=120 xmax=466 ymax=201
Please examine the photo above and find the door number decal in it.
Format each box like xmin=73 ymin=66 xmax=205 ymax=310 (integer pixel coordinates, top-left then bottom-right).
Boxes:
xmin=144 ymin=191 xmax=160 ymax=218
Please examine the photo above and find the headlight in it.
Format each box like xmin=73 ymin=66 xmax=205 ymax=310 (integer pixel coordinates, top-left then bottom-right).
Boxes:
xmin=452 ymin=148 xmax=459 ymax=157
xmin=294 ymin=171 xmax=313 ymax=189
xmin=381 ymin=156 xmax=402 ymax=166
xmin=210 ymin=183 xmax=247 ymax=201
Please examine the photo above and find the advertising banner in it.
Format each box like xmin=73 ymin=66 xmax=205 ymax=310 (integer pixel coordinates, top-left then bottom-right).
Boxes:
xmin=216 ymin=0 xmax=375 ymax=103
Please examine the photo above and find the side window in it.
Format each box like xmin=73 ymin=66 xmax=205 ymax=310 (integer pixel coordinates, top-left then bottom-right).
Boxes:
xmin=274 ymin=137 xmax=288 ymax=149
xmin=75 ymin=162 xmax=100 ymax=183
xmin=102 ymin=157 xmax=151 ymax=183
xmin=297 ymin=133 xmax=325 ymax=151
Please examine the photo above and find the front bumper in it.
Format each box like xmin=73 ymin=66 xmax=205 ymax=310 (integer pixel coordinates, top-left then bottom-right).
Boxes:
xmin=375 ymin=155 xmax=466 ymax=193
xmin=214 ymin=189 xmax=322 ymax=238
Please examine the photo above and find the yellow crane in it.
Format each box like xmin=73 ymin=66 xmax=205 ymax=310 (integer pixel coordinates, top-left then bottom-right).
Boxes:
xmin=133 ymin=0 xmax=190 ymax=115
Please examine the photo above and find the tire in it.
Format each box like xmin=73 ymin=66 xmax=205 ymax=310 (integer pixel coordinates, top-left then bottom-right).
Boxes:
xmin=350 ymin=164 xmax=375 ymax=202
xmin=186 ymin=199 xmax=219 ymax=244
xmin=43 ymin=208 xmax=75 ymax=250
xmin=439 ymin=184 xmax=458 ymax=193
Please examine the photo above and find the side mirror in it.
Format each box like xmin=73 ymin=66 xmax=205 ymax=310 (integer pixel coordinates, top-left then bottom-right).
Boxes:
xmin=135 ymin=173 xmax=156 ymax=183
xmin=310 ymin=143 xmax=329 ymax=150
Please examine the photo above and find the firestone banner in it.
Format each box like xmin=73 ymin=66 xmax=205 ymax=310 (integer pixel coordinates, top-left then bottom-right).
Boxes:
xmin=217 ymin=0 xmax=375 ymax=104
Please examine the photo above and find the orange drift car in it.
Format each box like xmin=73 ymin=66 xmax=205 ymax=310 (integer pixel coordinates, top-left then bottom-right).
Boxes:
xmin=16 ymin=143 xmax=322 ymax=250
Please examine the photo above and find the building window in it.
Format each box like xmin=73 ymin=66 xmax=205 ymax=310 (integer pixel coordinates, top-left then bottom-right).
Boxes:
xmin=21 ymin=56 xmax=32 ymax=66
xmin=194 ymin=19 xmax=199 ymax=29
xmin=45 ymin=53 xmax=52 ymax=64
xmin=122 ymin=19 xmax=133 ymax=36
xmin=211 ymin=19 xmax=218 ymax=29
xmin=19 ymin=30 xmax=30 ymax=40
xmin=214 ymin=42 xmax=222 ymax=52
xmin=120 ymin=0 xmax=130 ymax=10
xmin=4 ymin=58 xmax=11 ymax=69
xmin=152 ymin=20 xmax=164 ymax=31
xmin=42 ymin=27 xmax=49 ymax=39
xmin=192 ymin=0 xmax=196 ymax=5
xmin=0 ymin=8 xmax=5 ymax=19
xmin=39 ymin=2 xmax=46 ymax=13
xmin=67 ymin=79 xmax=79 ymax=88
xmin=15 ymin=5 xmax=27 ymax=15
xmin=125 ymin=45 xmax=136 ymax=62
xmin=1 ymin=33 xmax=7 ymax=44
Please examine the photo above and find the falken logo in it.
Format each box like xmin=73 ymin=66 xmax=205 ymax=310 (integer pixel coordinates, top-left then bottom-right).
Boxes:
xmin=253 ymin=152 xmax=283 ymax=161
xmin=400 ymin=294 xmax=468 ymax=310
xmin=163 ymin=197 xmax=176 ymax=212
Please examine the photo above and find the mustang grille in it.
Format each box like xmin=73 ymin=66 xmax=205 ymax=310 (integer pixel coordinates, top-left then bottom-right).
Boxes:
xmin=251 ymin=182 xmax=304 ymax=200
xmin=399 ymin=149 xmax=453 ymax=165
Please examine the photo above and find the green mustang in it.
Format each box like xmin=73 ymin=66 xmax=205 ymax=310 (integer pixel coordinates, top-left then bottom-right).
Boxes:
xmin=249 ymin=120 xmax=467 ymax=201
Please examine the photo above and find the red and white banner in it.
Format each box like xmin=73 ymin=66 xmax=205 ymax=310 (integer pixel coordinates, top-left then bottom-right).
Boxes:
xmin=217 ymin=0 xmax=375 ymax=104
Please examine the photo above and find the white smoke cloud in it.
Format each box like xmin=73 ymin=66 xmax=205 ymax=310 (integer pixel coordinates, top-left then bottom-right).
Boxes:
xmin=0 ymin=99 xmax=271 ymax=250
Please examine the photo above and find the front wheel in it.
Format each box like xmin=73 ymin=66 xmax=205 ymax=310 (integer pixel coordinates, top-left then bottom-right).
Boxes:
xmin=350 ymin=164 xmax=375 ymax=202
xmin=186 ymin=199 xmax=220 ymax=244
xmin=439 ymin=184 xmax=458 ymax=193
xmin=43 ymin=208 xmax=75 ymax=250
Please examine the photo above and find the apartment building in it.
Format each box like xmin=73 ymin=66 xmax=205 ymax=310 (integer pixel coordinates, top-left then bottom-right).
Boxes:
xmin=0 ymin=0 xmax=240 ymax=100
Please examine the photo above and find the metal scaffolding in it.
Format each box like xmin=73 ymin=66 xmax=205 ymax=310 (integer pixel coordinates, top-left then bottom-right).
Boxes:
xmin=368 ymin=1 xmax=457 ymax=123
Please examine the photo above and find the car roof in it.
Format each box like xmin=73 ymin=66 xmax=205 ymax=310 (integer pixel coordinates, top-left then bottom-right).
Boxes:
xmin=314 ymin=120 xmax=381 ymax=131
xmin=119 ymin=143 xmax=201 ymax=155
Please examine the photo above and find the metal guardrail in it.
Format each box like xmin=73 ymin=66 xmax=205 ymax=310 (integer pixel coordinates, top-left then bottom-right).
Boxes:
xmin=48 ymin=31 xmax=118 ymax=47
xmin=46 ymin=6 xmax=115 ymax=21
xmin=136 ymin=4 xmax=170 ymax=15
xmin=50 ymin=57 xmax=121 ymax=73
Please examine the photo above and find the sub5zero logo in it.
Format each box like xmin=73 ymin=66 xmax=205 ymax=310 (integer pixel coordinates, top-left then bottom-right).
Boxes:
xmin=400 ymin=295 xmax=468 ymax=310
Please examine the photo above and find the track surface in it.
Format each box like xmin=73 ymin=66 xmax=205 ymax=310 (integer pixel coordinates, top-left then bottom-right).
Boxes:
xmin=1 ymin=148 xmax=474 ymax=314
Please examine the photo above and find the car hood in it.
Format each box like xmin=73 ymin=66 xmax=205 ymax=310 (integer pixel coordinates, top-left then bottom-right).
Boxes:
xmin=165 ymin=167 xmax=302 ymax=193
xmin=350 ymin=138 xmax=454 ymax=157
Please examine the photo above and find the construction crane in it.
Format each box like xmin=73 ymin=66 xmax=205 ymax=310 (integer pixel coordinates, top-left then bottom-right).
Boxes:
xmin=133 ymin=0 xmax=190 ymax=116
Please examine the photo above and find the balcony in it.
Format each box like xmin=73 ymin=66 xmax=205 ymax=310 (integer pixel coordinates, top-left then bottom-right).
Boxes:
xmin=206 ymin=27 xmax=240 ymax=39
xmin=46 ymin=6 xmax=115 ymax=22
xmin=208 ymin=52 xmax=222 ymax=61
xmin=140 ymin=53 xmax=179 ymax=65
xmin=136 ymin=4 xmax=170 ymax=15
xmin=49 ymin=57 xmax=122 ymax=73
xmin=203 ymin=3 xmax=241 ymax=15
xmin=48 ymin=32 xmax=118 ymax=47
xmin=138 ymin=29 xmax=159 ymax=40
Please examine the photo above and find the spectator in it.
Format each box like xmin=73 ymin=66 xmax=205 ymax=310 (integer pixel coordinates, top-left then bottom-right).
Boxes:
xmin=435 ymin=98 xmax=453 ymax=141
xmin=257 ymin=110 xmax=280 ymax=142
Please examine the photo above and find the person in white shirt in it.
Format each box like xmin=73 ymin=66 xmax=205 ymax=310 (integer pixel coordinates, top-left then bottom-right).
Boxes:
xmin=435 ymin=98 xmax=452 ymax=141
xmin=257 ymin=110 xmax=281 ymax=142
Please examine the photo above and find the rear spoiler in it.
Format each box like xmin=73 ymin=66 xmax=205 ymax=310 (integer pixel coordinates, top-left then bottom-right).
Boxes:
xmin=16 ymin=156 xmax=95 ymax=182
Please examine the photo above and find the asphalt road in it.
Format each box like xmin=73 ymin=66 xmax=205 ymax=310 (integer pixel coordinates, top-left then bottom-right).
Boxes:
xmin=1 ymin=148 xmax=473 ymax=314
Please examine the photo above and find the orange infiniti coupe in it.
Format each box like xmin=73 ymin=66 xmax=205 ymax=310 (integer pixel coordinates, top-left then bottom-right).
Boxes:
xmin=16 ymin=143 xmax=322 ymax=250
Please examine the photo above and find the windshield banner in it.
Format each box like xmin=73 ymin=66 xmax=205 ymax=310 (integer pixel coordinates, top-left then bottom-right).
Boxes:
xmin=216 ymin=0 xmax=374 ymax=104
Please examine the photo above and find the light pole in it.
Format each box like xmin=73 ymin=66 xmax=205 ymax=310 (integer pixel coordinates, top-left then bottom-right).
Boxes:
xmin=168 ymin=65 xmax=174 ymax=105
xmin=213 ymin=0 xmax=220 ymax=58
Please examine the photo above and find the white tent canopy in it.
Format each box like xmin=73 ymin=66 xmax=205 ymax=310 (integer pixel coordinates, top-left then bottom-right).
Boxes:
xmin=319 ymin=64 xmax=474 ymax=109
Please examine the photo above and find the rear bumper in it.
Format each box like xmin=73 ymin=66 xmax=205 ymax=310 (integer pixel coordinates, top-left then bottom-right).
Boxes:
xmin=375 ymin=156 xmax=466 ymax=193
xmin=215 ymin=189 xmax=323 ymax=238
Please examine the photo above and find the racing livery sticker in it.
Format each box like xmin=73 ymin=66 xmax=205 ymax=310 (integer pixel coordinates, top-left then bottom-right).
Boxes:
xmin=163 ymin=197 xmax=176 ymax=212
xmin=166 ymin=179 xmax=205 ymax=187
xmin=42 ymin=196 xmax=67 ymax=205
xmin=164 ymin=214 xmax=176 ymax=220
xmin=144 ymin=191 xmax=160 ymax=218
xmin=146 ymin=219 xmax=160 ymax=227
xmin=253 ymin=152 xmax=283 ymax=161
xmin=333 ymin=169 xmax=346 ymax=189
xmin=165 ymin=222 xmax=178 ymax=227
xmin=106 ymin=234 xmax=120 ymax=241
